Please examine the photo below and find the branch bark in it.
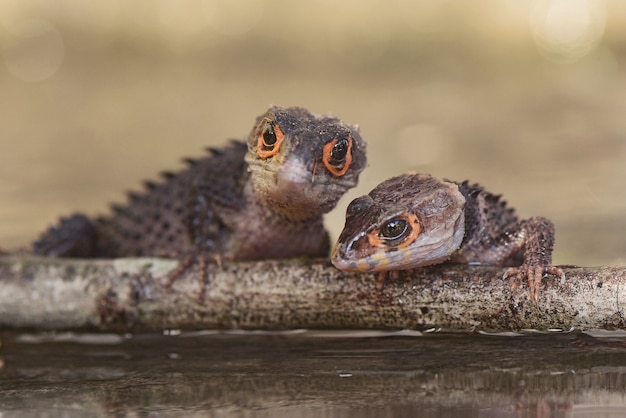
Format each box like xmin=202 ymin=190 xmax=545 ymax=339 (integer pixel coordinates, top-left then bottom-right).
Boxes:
xmin=0 ymin=255 xmax=624 ymax=332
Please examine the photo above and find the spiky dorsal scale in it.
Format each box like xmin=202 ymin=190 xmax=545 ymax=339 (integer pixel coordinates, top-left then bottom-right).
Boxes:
xmin=143 ymin=180 xmax=159 ymax=191
xmin=160 ymin=171 xmax=177 ymax=181
xmin=454 ymin=180 xmax=520 ymax=245
xmin=93 ymin=141 xmax=248 ymax=257
xmin=183 ymin=157 xmax=199 ymax=167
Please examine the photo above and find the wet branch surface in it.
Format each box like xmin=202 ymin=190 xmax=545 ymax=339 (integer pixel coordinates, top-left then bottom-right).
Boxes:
xmin=0 ymin=255 xmax=624 ymax=332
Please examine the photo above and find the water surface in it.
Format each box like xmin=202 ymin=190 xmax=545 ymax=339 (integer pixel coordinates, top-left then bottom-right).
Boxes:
xmin=1 ymin=330 xmax=626 ymax=417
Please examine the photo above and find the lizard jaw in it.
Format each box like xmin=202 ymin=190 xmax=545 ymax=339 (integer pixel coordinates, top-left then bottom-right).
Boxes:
xmin=248 ymin=156 xmax=357 ymax=219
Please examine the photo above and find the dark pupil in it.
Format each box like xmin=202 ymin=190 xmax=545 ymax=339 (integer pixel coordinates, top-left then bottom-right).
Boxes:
xmin=330 ymin=139 xmax=348 ymax=162
xmin=263 ymin=124 xmax=277 ymax=146
xmin=380 ymin=219 xmax=408 ymax=239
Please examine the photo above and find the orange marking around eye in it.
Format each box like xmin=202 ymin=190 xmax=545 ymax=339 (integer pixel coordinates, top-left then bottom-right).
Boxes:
xmin=257 ymin=119 xmax=285 ymax=159
xmin=366 ymin=213 xmax=421 ymax=249
xmin=366 ymin=230 xmax=385 ymax=248
xmin=322 ymin=135 xmax=353 ymax=177
xmin=401 ymin=214 xmax=421 ymax=247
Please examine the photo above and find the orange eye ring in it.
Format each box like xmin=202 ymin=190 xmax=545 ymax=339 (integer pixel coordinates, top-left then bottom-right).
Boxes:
xmin=256 ymin=118 xmax=285 ymax=159
xmin=367 ymin=213 xmax=421 ymax=248
xmin=322 ymin=136 xmax=353 ymax=177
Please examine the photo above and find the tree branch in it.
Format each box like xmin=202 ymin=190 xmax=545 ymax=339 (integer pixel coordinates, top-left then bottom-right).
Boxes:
xmin=0 ymin=255 xmax=624 ymax=332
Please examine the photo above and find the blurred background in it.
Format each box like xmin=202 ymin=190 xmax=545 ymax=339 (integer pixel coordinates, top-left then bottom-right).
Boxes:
xmin=0 ymin=0 xmax=624 ymax=266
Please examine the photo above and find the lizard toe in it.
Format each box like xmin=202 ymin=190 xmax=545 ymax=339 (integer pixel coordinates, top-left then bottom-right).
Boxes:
xmin=166 ymin=253 xmax=222 ymax=301
xmin=375 ymin=269 xmax=412 ymax=291
xmin=545 ymin=265 xmax=566 ymax=281
xmin=503 ymin=264 xmax=565 ymax=301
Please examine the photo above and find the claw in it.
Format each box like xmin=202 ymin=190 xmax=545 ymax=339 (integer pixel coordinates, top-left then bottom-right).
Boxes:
xmin=167 ymin=253 xmax=222 ymax=301
xmin=503 ymin=264 xmax=565 ymax=302
xmin=375 ymin=270 xmax=405 ymax=291
xmin=375 ymin=272 xmax=387 ymax=290
xmin=545 ymin=266 xmax=566 ymax=281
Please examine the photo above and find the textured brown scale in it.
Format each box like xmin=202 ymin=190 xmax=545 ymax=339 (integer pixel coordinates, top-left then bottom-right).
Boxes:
xmin=33 ymin=106 xmax=367 ymax=267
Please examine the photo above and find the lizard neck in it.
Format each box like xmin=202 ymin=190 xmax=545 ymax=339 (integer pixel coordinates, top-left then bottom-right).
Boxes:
xmin=243 ymin=178 xmax=327 ymax=223
xmin=223 ymin=182 xmax=330 ymax=260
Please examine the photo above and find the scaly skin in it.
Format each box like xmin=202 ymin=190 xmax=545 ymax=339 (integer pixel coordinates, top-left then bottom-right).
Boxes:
xmin=33 ymin=106 xmax=367 ymax=265
xmin=332 ymin=173 xmax=563 ymax=300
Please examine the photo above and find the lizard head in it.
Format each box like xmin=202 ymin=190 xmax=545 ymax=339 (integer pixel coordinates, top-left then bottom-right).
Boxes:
xmin=331 ymin=173 xmax=466 ymax=272
xmin=245 ymin=106 xmax=367 ymax=220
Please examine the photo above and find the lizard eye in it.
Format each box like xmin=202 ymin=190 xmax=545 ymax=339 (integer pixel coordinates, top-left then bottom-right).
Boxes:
xmin=380 ymin=219 xmax=409 ymax=241
xmin=263 ymin=125 xmax=277 ymax=145
xmin=367 ymin=213 xmax=421 ymax=248
xmin=257 ymin=118 xmax=285 ymax=159
xmin=323 ymin=136 xmax=353 ymax=176
xmin=331 ymin=138 xmax=348 ymax=161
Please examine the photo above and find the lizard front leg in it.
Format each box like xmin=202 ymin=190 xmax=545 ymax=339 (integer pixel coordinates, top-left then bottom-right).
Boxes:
xmin=165 ymin=183 xmax=228 ymax=300
xmin=453 ymin=216 xmax=564 ymax=300
xmin=499 ymin=217 xmax=564 ymax=301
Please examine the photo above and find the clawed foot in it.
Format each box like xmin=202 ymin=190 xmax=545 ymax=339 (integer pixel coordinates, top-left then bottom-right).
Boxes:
xmin=375 ymin=270 xmax=404 ymax=291
xmin=503 ymin=264 xmax=565 ymax=301
xmin=167 ymin=253 xmax=222 ymax=301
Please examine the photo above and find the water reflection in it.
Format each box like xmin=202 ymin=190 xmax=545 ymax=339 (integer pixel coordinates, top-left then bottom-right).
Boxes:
xmin=1 ymin=331 xmax=626 ymax=416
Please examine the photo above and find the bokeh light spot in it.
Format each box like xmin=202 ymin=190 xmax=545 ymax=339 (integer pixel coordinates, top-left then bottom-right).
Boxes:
xmin=530 ymin=0 xmax=606 ymax=64
xmin=2 ymin=19 xmax=65 ymax=82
